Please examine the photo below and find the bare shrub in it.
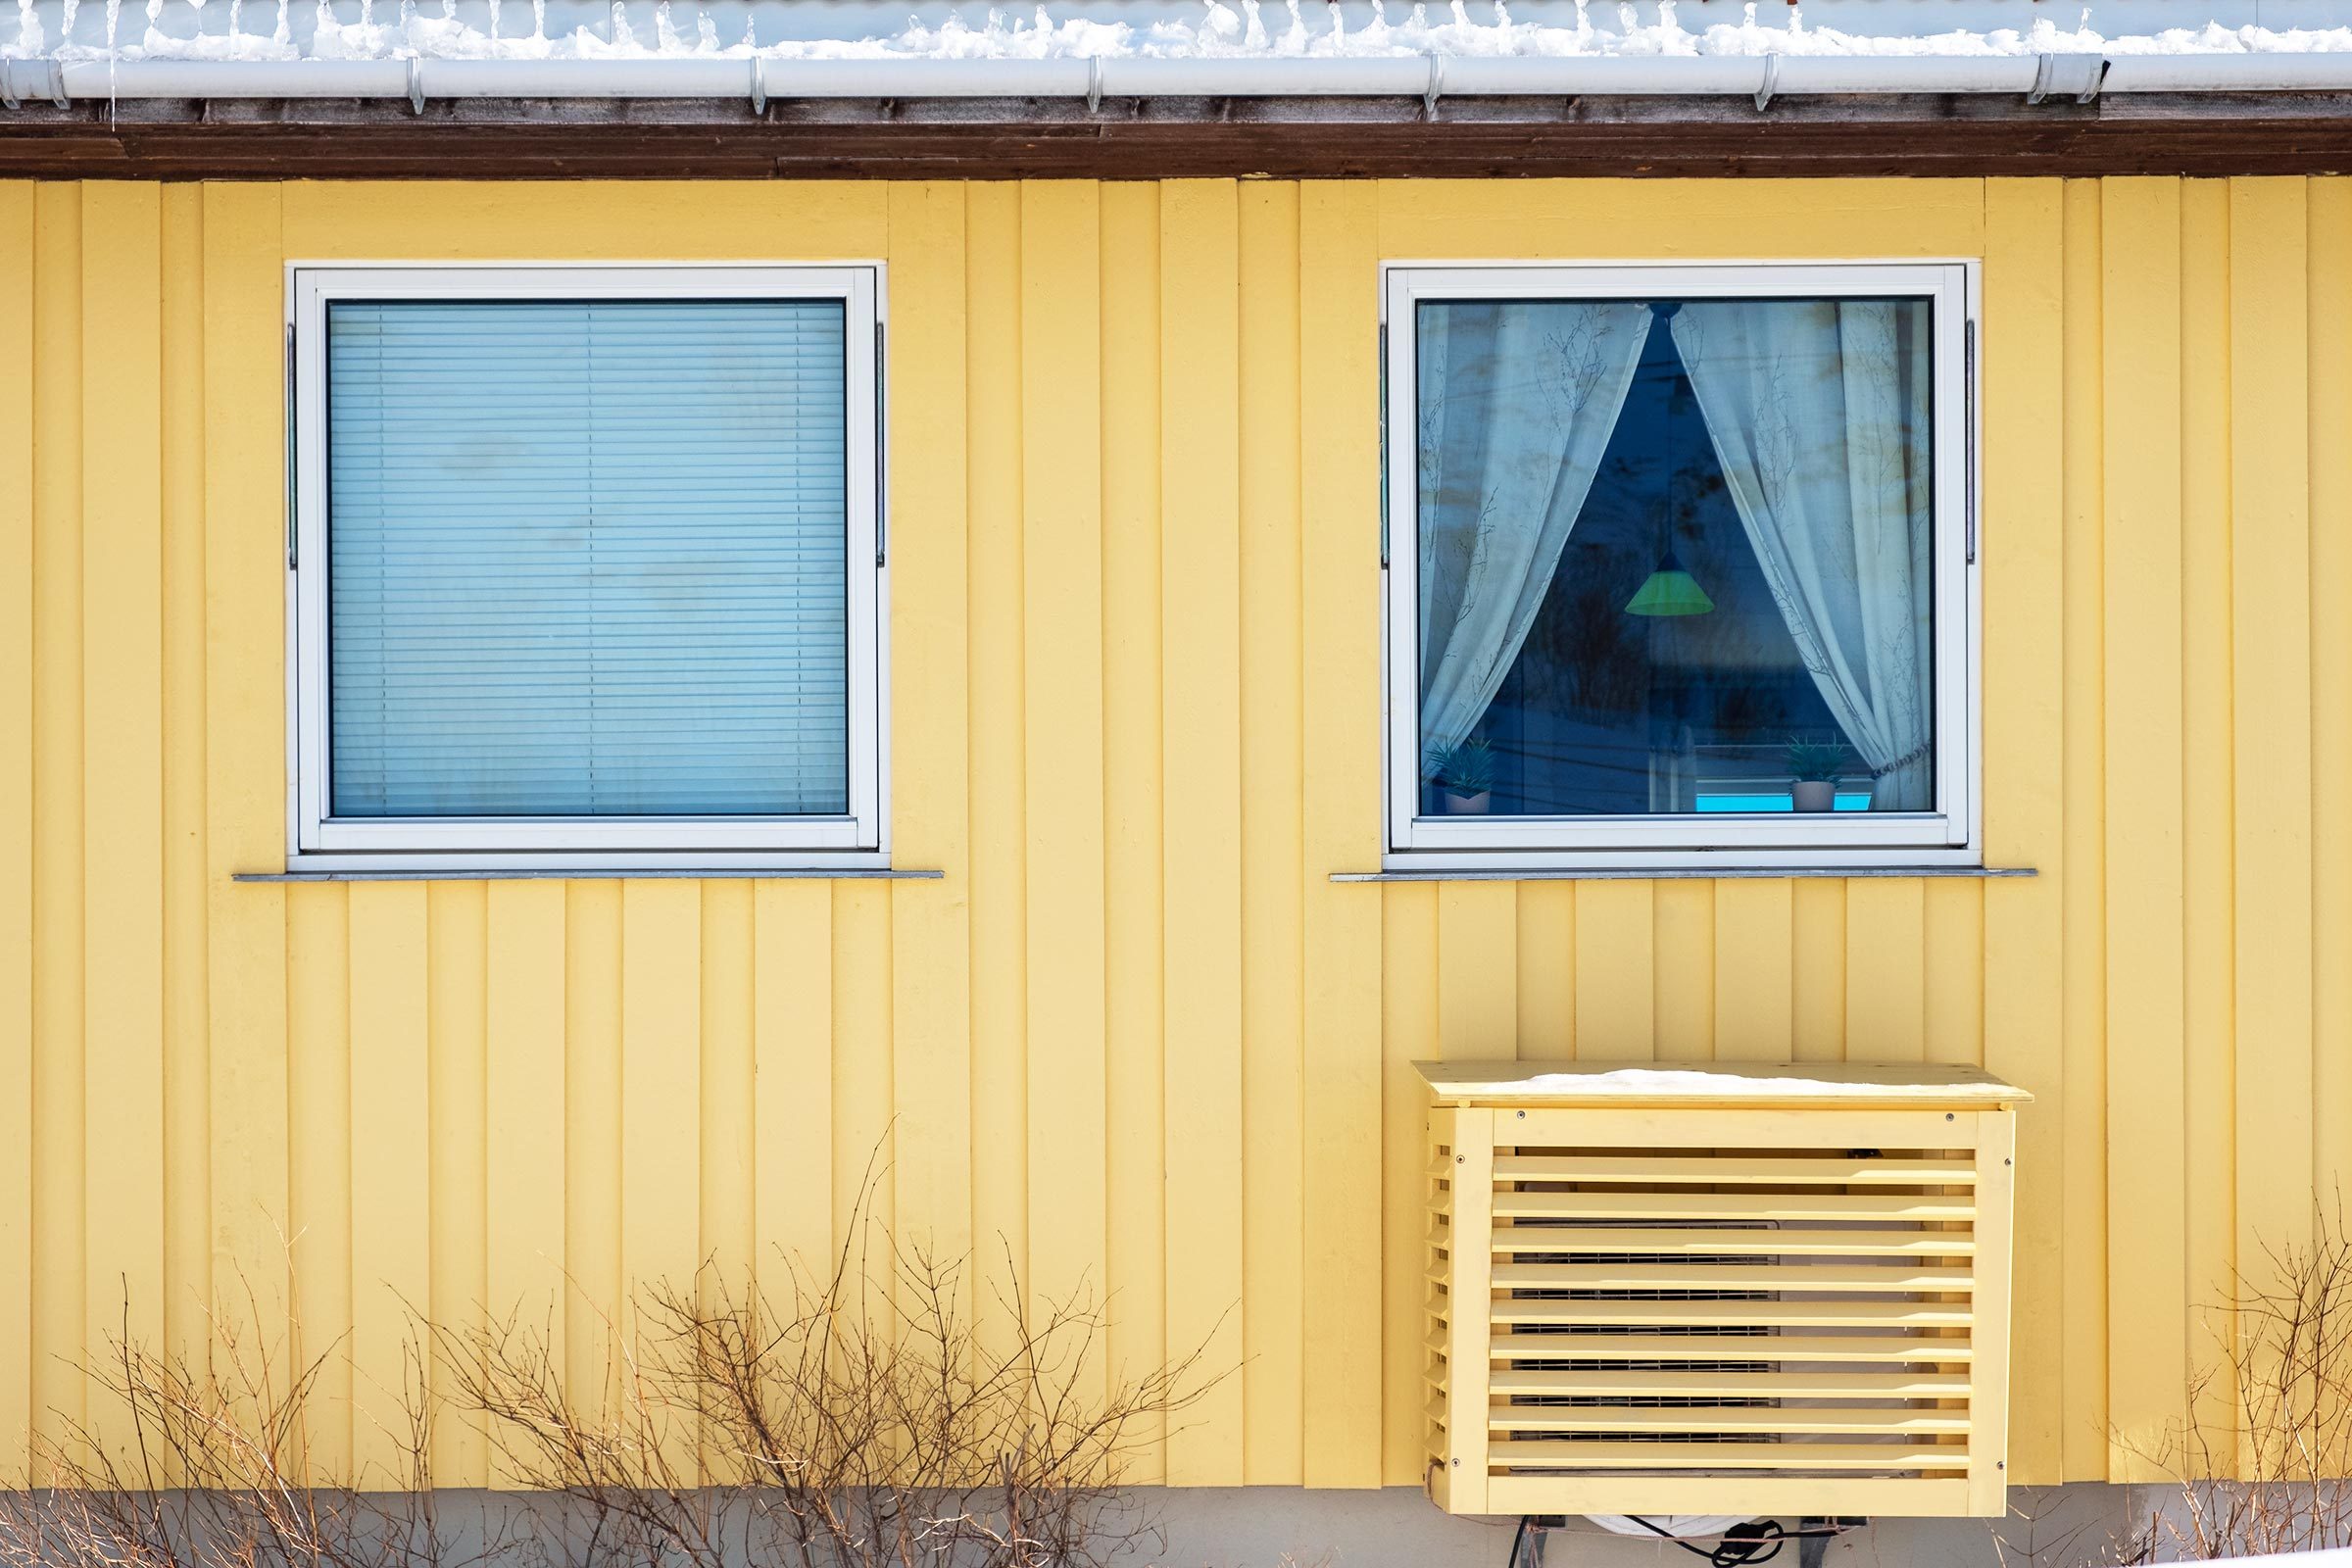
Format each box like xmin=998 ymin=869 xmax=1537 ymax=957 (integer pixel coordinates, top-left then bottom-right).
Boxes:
xmin=435 ymin=1215 xmax=1217 ymax=1568
xmin=0 ymin=1277 xmax=511 ymax=1568
xmin=0 ymin=1201 xmax=1216 ymax=1568
xmin=2102 ymin=1200 xmax=2352 ymax=1561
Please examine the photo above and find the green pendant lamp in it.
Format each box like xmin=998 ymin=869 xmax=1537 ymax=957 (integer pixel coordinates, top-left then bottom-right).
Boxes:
xmin=1625 ymin=547 xmax=1714 ymax=616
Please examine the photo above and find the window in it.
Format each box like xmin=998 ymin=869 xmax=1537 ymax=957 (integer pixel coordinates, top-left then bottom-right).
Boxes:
xmin=1383 ymin=263 xmax=1976 ymax=867
xmin=289 ymin=266 xmax=884 ymax=870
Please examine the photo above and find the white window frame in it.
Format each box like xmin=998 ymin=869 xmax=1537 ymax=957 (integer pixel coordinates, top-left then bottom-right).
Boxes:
xmin=285 ymin=262 xmax=889 ymax=873
xmin=1382 ymin=261 xmax=1980 ymax=871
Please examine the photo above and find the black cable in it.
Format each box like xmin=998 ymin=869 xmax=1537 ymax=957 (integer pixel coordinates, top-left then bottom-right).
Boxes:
xmin=1617 ymin=1515 xmax=1857 ymax=1568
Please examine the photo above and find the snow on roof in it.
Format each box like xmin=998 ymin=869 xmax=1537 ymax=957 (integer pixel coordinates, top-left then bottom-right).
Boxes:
xmin=8 ymin=0 xmax=2352 ymax=67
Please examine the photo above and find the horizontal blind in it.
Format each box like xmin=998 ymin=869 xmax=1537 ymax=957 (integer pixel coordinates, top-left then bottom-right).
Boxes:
xmin=326 ymin=298 xmax=850 ymax=818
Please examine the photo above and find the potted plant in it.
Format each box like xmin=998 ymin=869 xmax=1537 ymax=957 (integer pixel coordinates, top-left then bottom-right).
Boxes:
xmin=1786 ymin=737 xmax=1848 ymax=813
xmin=1425 ymin=737 xmax=1495 ymax=814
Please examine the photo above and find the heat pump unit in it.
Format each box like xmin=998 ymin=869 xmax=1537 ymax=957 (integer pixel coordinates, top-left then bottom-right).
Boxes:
xmin=1421 ymin=1060 xmax=2027 ymax=1520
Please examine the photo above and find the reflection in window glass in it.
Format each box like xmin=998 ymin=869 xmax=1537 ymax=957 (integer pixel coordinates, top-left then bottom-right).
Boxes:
xmin=1414 ymin=296 xmax=1935 ymax=819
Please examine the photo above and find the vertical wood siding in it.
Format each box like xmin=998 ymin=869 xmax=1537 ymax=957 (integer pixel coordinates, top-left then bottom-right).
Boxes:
xmin=0 ymin=174 xmax=2343 ymax=1491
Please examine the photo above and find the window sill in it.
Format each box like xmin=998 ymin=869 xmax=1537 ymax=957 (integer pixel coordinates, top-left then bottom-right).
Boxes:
xmin=239 ymin=866 xmax=942 ymax=883
xmin=1335 ymin=864 xmax=2033 ymax=883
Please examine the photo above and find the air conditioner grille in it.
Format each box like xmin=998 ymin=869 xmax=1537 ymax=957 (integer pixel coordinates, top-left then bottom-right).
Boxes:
xmin=1424 ymin=1097 xmax=2016 ymax=1520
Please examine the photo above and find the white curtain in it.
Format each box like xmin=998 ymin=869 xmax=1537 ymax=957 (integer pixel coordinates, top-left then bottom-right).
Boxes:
xmin=1669 ymin=300 xmax=1936 ymax=810
xmin=1416 ymin=300 xmax=1653 ymax=760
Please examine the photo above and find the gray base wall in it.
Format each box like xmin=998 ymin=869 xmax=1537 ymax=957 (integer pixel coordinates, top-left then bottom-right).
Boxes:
xmin=1139 ymin=1484 xmax=2145 ymax=1568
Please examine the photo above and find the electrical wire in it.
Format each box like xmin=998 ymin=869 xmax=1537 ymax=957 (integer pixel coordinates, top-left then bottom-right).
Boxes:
xmin=1616 ymin=1515 xmax=1857 ymax=1568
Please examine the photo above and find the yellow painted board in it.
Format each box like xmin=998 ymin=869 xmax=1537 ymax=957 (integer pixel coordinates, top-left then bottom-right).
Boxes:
xmin=1020 ymin=181 xmax=1109 ymax=1387
xmin=563 ymin=881 xmax=622 ymax=1407
xmin=157 ymin=182 xmax=211 ymax=1360
xmin=31 ymin=181 xmax=86 ymax=1454
xmin=1485 ymin=1474 xmax=1975 ymax=1519
xmin=1573 ymin=881 xmax=1652 ymax=1059
xmin=1515 ymin=883 xmax=1575 ymax=1061
xmin=1486 ymin=1440 xmax=1970 ymax=1471
xmin=1845 ymin=880 xmax=1926 ymax=1062
xmin=1980 ymin=178 xmax=2070 ymax=1484
xmin=1440 ymin=1107 xmax=1493 ymax=1514
xmin=285 ymin=883 xmax=352 ymax=1478
xmin=697 ymin=881 xmax=755 ymax=1485
xmin=1712 ymin=879 xmax=1793 ymax=1063
xmin=752 ymin=880 xmax=832 ymax=1282
xmin=348 ymin=881 xmax=430 ymax=1484
xmin=1970 ymin=1109 xmax=2020 ymax=1514
xmin=1101 ymin=177 xmax=1169 ymax=1486
xmin=79 ymin=183 xmax=169 ymax=1384
xmin=425 ymin=883 xmax=487 ymax=1481
xmin=883 ymin=182 xmax=973 ymax=1293
xmin=620 ymin=881 xmax=701 ymax=1306
xmin=1381 ymin=863 xmax=1440 ymax=1480
xmin=2176 ymin=175 xmax=2237 ymax=1475
xmin=200 ymin=181 xmax=290 ymax=1360
xmin=278 ymin=181 xmax=888 ymax=267
xmin=2100 ymin=177 xmax=2190 ymax=1481
xmin=1651 ymin=881 xmax=1713 ymax=1059
xmin=2058 ymin=175 xmax=2111 ymax=1480
xmin=2229 ymin=177 xmax=2318 ymax=1343
xmin=2312 ymin=181 xmax=2352 ymax=1302
xmin=698 ymin=880 xmax=755 ymax=1281
xmin=1238 ymin=179 xmax=1306 ymax=1486
xmin=1790 ymin=879 xmax=1845 ymax=1061
xmin=0 ymin=180 xmax=30 ymax=1481
xmin=1159 ymin=176 xmax=1247 ymax=1487
xmin=830 ymin=882 xmax=894 ymax=1297
xmin=962 ymin=181 xmax=1029 ymax=1322
xmin=1439 ymin=882 xmax=1518 ymax=1059
xmin=1372 ymin=178 xmax=1984 ymax=265
xmin=1922 ymin=880 xmax=1984 ymax=1068
xmin=620 ymin=879 xmax=701 ymax=1480
xmin=484 ymin=876 xmax=565 ymax=1476
xmin=1296 ymin=179 xmax=1391 ymax=1494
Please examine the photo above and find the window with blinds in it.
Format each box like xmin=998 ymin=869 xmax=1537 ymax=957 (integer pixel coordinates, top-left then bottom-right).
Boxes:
xmin=289 ymin=267 xmax=884 ymax=868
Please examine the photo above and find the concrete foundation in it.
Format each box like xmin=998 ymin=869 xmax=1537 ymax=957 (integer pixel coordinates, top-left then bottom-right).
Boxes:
xmin=1139 ymin=1483 xmax=2147 ymax=1568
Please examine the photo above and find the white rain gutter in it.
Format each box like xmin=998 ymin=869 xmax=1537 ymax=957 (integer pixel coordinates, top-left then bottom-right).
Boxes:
xmin=5 ymin=48 xmax=2352 ymax=105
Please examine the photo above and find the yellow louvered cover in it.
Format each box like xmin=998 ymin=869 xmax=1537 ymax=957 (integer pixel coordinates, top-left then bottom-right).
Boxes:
xmin=1419 ymin=1062 xmax=2027 ymax=1521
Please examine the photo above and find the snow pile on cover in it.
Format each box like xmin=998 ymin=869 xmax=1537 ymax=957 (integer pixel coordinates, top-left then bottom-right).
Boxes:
xmin=1501 ymin=1066 xmax=1995 ymax=1099
xmin=10 ymin=0 xmax=2352 ymax=68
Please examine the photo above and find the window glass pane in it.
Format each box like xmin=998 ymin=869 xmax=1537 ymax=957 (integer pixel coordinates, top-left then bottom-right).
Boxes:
xmin=1414 ymin=295 xmax=1935 ymax=819
xmin=326 ymin=298 xmax=850 ymax=818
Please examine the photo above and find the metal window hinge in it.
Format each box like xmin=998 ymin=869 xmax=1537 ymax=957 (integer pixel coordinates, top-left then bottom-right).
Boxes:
xmin=1964 ymin=316 xmax=1978 ymax=565
xmin=284 ymin=323 xmax=298 ymax=570
xmin=874 ymin=320 xmax=888 ymax=568
xmin=1377 ymin=319 xmax=1391 ymax=569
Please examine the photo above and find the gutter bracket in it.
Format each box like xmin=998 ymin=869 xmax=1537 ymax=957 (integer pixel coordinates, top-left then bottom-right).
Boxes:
xmin=406 ymin=55 xmax=423 ymax=114
xmin=0 ymin=62 xmax=19 ymax=111
xmin=49 ymin=59 xmax=68 ymax=108
xmin=1086 ymin=53 xmax=1102 ymax=113
xmin=750 ymin=54 xmax=766 ymax=116
xmin=1754 ymin=53 xmax=1780 ymax=112
xmin=1424 ymin=54 xmax=1443 ymax=119
xmin=2028 ymin=52 xmax=2106 ymax=106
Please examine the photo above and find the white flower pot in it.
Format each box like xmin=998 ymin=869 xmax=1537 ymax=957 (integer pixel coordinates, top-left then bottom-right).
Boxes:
xmin=1790 ymin=779 xmax=1837 ymax=813
xmin=1444 ymin=791 xmax=1491 ymax=815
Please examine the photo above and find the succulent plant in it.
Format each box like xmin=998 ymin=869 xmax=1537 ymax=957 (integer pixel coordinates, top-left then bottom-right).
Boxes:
xmin=1786 ymin=736 xmax=1851 ymax=784
xmin=1425 ymin=736 xmax=1496 ymax=798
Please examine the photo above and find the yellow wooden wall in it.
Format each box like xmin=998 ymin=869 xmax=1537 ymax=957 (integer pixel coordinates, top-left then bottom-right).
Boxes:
xmin=1 ymin=174 xmax=2346 ymax=1494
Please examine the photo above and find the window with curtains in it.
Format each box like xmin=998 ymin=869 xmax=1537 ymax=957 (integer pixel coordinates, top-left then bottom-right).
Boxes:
xmin=1383 ymin=264 xmax=1976 ymax=866
xmin=288 ymin=266 xmax=884 ymax=869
